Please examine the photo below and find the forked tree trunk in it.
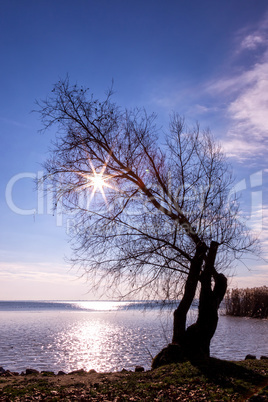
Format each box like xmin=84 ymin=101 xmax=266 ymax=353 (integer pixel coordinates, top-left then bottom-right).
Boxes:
xmin=152 ymin=241 xmax=227 ymax=368
xmin=172 ymin=243 xmax=207 ymax=344
xmin=184 ymin=241 xmax=227 ymax=358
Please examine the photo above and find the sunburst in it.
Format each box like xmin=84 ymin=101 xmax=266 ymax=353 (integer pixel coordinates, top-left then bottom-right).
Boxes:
xmin=90 ymin=173 xmax=107 ymax=191
xmin=76 ymin=155 xmax=116 ymax=208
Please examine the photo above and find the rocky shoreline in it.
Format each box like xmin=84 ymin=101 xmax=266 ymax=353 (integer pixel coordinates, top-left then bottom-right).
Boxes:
xmin=0 ymin=365 xmax=145 ymax=378
xmin=1 ymin=355 xmax=266 ymax=379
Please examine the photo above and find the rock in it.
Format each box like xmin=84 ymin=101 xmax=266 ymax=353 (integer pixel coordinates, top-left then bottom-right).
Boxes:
xmin=245 ymin=354 xmax=256 ymax=360
xmin=41 ymin=370 xmax=55 ymax=376
xmin=69 ymin=369 xmax=86 ymax=375
xmin=4 ymin=371 xmax=14 ymax=377
xmin=152 ymin=344 xmax=187 ymax=369
xmin=260 ymin=355 xmax=268 ymax=360
xmin=121 ymin=368 xmax=129 ymax=373
xmin=135 ymin=366 xmax=144 ymax=372
xmin=25 ymin=368 xmax=39 ymax=375
xmin=0 ymin=367 xmax=6 ymax=375
xmin=57 ymin=371 xmax=66 ymax=375
xmin=88 ymin=369 xmax=97 ymax=374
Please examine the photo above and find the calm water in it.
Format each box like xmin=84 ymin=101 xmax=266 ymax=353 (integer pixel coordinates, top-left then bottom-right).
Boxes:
xmin=0 ymin=301 xmax=267 ymax=373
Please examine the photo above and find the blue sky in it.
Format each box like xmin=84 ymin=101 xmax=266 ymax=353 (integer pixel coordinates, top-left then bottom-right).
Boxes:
xmin=0 ymin=0 xmax=267 ymax=300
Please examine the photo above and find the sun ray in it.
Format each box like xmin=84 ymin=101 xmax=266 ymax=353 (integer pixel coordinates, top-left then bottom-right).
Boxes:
xmin=69 ymin=135 xmax=119 ymax=208
xmin=72 ymin=156 xmax=119 ymax=210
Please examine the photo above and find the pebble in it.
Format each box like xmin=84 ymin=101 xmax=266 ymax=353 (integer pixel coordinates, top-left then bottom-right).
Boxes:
xmin=57 ymin=370 xmax=66 ymax=375
xmin=26 ymin=368 xmax=40 ymax=375
xmin=245 ymin=354 xmax=256 ymax=360
xmin=135 ymin=366 xmax=145 ymax=372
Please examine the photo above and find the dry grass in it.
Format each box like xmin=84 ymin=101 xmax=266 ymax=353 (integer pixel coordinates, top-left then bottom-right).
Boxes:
xmin=0 ymin=359 xmax=267 ymax=401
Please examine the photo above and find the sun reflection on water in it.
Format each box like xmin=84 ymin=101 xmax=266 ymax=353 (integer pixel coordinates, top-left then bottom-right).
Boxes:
xmin=67 ymin=301 xmax=131 ymax=311
xmin=42 ymin=310 xmax=166 ymax=373
xmin=54 ymin=318 xmax=117 ymax=372
xmin=0 ymin=306 xmax=267 ymax=374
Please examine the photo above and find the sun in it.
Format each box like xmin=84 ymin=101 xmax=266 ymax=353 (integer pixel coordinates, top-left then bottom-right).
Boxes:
xmin=90 ymin=173 xmax=106 ymax=191
xmin=74 ymin=150 xmax=117 ymax=208
xmin=77 ymin=157 xmax=117 ymax=208
xmin=86 ymin=170 xmax=113 ymax=199
xmin=84 ymin=169 xmax=115 ymax=208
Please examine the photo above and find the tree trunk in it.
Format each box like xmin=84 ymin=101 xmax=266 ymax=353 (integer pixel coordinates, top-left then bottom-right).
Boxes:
xmin=184 ymin=241 xmax=227 ymax=358
xmin=152 ymin=241 xmax=227 ymax=368
xmin=172 ymin=243 xmax=207 ymax=345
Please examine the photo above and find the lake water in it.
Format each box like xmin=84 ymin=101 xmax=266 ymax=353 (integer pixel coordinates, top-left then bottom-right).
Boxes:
xmin=0 ymin=301 xmax=267 ymax=373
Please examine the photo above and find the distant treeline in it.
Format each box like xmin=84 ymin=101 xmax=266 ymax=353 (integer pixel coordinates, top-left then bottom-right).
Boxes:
xmin=225 ymin=286 xmax=268 ymax=318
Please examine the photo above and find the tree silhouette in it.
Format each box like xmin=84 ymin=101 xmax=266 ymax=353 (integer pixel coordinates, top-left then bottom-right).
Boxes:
xmin=36 ymin=78 xmax=256 ymax=364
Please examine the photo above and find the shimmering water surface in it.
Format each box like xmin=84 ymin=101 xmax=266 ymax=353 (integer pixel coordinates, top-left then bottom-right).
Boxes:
xmin=0 ymin=301 xmax=267 ymax=373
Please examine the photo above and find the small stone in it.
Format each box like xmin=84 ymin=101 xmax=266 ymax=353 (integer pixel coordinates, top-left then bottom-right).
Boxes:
xmin=41 ymin=370 xmax=55 ymax=376
xmin=260 ymin=355 xmax=268 ymax=360
xmin=26 ymin=368 xmax=39 ymax=375
xmin=135 ymin=366 xmax=144 ymax=372
xmin=69 ymin=368 xmax=86 ymax=375
xmin=121 ymin=368 xmax=129 ymax=373
xmin=245 ymin=354 xmax=256 ymax=360
xmin=4 ymin=370 xmax=14 ymax=377
xmin=57 ymin=370 xmax=66 ymax=375
xmin=88 ymin=369 xmax=97 ymax=374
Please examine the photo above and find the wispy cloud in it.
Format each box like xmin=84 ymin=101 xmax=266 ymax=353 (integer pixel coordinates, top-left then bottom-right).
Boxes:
xmin=240 ymin=34 xmax=266 ymax=51
xmin=237 ymin=13 xmax=268 ymax=52
xmin=148 ymin=14 xmax=268 ymax=165
xmin=224 ymin=59 xmax=268 ymax=135
xmin=220 ymin=136 xmax=265 ymax=160
xmin=229 ymin=271 xmax=268 ymax=289
xmin=0 ymin=261 xmax=90 ymax=300
xmin=0 ymin=116 xmax=31 ymax=129
xmin=0 ymin=261 xmax=74 ymax=282
xmin=207 ymin=15 xmax=268 ymax=161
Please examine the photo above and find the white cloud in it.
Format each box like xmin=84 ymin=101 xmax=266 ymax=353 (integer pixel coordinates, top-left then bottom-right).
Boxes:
xmin=208 ymin=55 xmax=268 ymax=160
xmin=205 ymin=13 xmax=268 ymax=161
xmin=209 ymin=55 xmax=268 ymax=130
xmin=228 ymin=61 xmax=268 ymax=135
xmin=229 ymin=271 xmax=268 ymax=289
xmin=240 ymin=34 xmax=266 ymax=50
xmin=0 ymin=261 xmax=73 ymax=281
xmin=208 ymin=75 xmax=246 ymax=95
xmin=148 ymin=16 xmax=268 ymax=164
xmin=220 ymin=136 xmax=265 ymax=160
xmin=237 ymin=12 xmax=268 ymax=52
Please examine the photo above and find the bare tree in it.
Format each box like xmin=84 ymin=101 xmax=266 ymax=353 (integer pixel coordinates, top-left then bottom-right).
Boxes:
xmin=36 ymin=78 xmax=256 ymax=364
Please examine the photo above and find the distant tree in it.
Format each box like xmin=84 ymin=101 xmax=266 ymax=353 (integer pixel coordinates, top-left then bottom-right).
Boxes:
xmin=36 ymin=78 xmax=256 ymax=364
